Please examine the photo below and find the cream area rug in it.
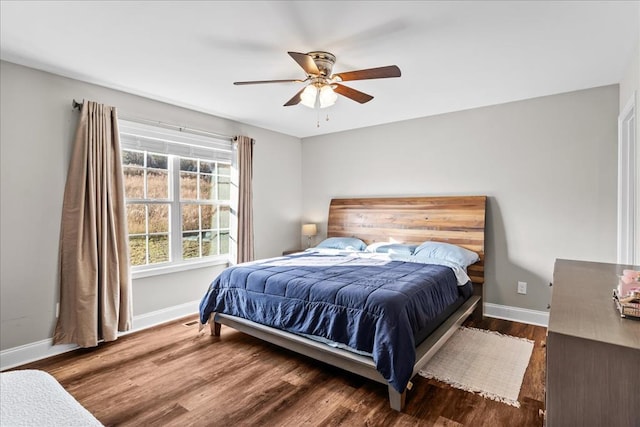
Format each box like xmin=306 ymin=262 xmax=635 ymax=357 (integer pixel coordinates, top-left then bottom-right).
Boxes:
xmin=418 ymin=326 xmax=534 ymax=407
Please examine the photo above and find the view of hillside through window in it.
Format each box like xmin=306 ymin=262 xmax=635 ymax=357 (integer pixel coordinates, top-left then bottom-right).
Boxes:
xmin=122 ymin=149 xmax=231 ymax=267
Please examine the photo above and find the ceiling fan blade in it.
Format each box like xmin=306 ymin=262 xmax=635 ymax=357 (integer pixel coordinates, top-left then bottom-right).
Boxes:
xmin=288 ymin=51 xmax=321 ymax=75
xmin=283 ymin=87 xmax=306 ymax=106
xmin=333 ymin=84 xmax=374 ymax=104
xmin=234 ymin=79 xmax=303 ymax=85
xmin=333 ymin=65 xmax=401 ymax=82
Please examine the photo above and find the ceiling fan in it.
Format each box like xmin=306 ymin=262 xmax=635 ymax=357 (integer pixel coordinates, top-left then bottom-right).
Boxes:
xmin=233 ymin=51 xmax=401 ymax=108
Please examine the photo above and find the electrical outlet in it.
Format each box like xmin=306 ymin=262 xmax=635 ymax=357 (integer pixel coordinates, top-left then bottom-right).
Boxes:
xmin=517 ymin=281 xmax=527 ymax=295
xmin=55 ymin=303 xmax=60 ymax=318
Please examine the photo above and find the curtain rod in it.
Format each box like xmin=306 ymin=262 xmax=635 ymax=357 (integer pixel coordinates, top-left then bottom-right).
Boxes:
xmin=72 ymin=99 xmax=236 ymax=141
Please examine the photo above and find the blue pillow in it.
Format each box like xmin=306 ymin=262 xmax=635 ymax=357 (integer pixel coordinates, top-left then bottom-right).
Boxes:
xmin=366 ymin=242 xmax=417 ymax=256
xmin=316 ymin=237 xmax=367 ymax=251
xmin=413 ymin=241 xmax=479 ymax=267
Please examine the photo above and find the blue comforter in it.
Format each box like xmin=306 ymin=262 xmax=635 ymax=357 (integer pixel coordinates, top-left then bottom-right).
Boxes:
xmin=199 ymin=252 xmax=462 ymax=392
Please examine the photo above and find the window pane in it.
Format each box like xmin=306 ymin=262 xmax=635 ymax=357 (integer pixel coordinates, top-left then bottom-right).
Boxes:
xmin=147 ymin=153 xmax=168 ymax=169
xmin=180 ymin=158 xmax=197 ymax=172
xmin=123 ymin=167 xmax=144 ymax=199
xmin=202 ymin=231 xmax=216 ymax=256
xmin=182 ymin=232 xmax=200 ymax=259
xmin=148 ymin=234 xmax=169 ymax=264
xmin=147 ymin=170 xmax=168 ymax=199
xmin=218 ymin=163 xmax=231 ymax=176
xmin=180 ymin=172 xmax=197 ymax=200
xmin=218 ymin=176 xmax=230 ymax=200
xmin=200 ymin=174 xmax=215 ymax=200
xmin=220 ymin=231 xmax=230 ymax=255
xmin=201 ymin=205 xmax=215 ymax=229
xmin=148 ymin=204 xmax=169 ymax=233
xmin=220 ymin=205 xmax=230 ymax=228
xmin=129 ymin=235 xmax=146 ymax=266
xmin=182 ymin=204 xmax=199 ymax=231
xmin=122 ymin=150 xmax=144 ymax=167
xmin=127 ymin=204 xmax=146 ymax=234
xmin=200 ymin=160 xmax=215 ymax=174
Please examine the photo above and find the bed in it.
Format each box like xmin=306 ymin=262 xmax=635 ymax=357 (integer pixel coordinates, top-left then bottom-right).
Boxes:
xmin=199 ymin=195 xmax=486 ymax=411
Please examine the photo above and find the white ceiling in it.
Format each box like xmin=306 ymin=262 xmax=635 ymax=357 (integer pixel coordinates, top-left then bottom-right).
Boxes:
xmin=1 ymin=1 xmax=638 ymax=138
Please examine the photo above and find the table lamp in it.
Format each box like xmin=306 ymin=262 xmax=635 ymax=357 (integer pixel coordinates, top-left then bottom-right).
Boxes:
xmin=302 ymin=223 xmax=317 ymax=248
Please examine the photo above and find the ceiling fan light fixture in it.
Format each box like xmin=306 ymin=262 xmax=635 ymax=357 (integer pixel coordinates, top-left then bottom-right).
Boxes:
xmin=319 ymin=85 xmax=338 ymax=108
xmin=300 ymin=85 xmax=318 ymax=108
xmin=235 ymin=51 xmax=401 ymax=110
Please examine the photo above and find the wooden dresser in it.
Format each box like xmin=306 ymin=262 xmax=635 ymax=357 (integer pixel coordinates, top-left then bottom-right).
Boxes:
xmin=546 ymin=259 xmax=640 ymax=426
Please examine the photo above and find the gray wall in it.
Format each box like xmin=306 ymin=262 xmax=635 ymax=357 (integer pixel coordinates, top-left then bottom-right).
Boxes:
xmin=301 ymin=85 xmax=619 ymax=311
xmin=0 ymin=61 xmax=302 ymax=350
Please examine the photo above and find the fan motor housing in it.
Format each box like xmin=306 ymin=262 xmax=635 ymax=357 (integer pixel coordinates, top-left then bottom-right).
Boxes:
xmin=307 ymin=51 xmax=336 ymax=77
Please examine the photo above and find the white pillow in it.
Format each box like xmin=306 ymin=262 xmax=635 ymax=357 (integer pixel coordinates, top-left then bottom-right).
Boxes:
xmin=365 ymin=242 xmax=417 ymax=256
xmin=413 ymin=241 xmax=479 ymax=267
xmin=316 ymin=237 xmax=367 ymax=251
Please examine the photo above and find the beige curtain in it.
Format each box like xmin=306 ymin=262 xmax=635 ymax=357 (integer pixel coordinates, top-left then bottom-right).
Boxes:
xmin=53 ymin=101 xmax=132 ymax=348
xmin=236 ymin=136 xmax=254 ymax=263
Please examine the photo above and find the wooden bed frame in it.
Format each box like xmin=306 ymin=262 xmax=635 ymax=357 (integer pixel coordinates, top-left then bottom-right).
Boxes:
xmin=209 ymin=195 xmax=487 ymax=411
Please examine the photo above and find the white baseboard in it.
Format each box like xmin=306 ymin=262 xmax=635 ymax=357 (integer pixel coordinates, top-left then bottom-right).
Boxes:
xmin=2 ymin=300 xmax=546 ymax=371
xmin=0 ymin=300 xmax=200 ymax=371
xmin=483 ymin=302 xmax=549 ymax=327
xmin=127 ymin=300 xmax=200 ymax=333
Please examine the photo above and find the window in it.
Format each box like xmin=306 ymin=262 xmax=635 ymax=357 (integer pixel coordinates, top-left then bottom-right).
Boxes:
xmin=119 ymin=120 xmax=235 ymax=274
xmin=122 ymin=150 xmax=171 ymax=265
xmin=178 ymin=158 xmax=231 ymax=260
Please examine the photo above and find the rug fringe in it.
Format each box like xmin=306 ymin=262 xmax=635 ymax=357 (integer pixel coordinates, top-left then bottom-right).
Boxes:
xmin=460 ymin=326 xmax=535 ymax=344
xmin=419 ymin=373 xmax=521 ymax=408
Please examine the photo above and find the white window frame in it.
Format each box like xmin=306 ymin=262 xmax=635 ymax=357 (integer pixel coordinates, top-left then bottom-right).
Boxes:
xmin=119 ymin=119 xmax=235 ymax=278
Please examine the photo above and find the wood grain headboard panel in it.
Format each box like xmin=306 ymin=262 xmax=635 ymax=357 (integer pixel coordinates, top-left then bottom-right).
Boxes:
xmin=327 ymin=196 xmax=487 ymax=284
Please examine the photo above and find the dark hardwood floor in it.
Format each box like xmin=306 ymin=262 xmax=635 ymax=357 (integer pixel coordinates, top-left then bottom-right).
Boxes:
xmin=11 ymin=309 xmax=546 ymax=426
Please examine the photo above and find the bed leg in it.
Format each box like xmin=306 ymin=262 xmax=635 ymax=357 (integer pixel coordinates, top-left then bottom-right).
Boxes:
xmin=209 ymin=313 xmax=221 ymax=336
xmin=388 ymin=385 xmax=406 ymax=411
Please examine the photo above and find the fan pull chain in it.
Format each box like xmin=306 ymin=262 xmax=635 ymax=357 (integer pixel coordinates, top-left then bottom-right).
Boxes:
xmin=315 ymin=112 xmax=330 ymax=128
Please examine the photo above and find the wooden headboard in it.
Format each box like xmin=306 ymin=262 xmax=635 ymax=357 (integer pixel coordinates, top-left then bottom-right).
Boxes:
xmin=327 ymin=196 xmax=487 ymax=284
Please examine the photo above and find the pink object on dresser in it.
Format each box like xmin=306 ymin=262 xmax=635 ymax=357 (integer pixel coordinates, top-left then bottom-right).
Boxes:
xmin=618 ymin=269 xmax=640 ymax=296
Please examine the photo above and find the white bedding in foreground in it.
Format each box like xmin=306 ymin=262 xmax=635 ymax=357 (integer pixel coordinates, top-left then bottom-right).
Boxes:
xmin=0 ymin=369 xmax=102 ymax=426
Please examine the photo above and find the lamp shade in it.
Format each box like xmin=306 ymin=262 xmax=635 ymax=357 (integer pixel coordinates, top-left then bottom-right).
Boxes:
xmin=319 ymin=85 xmax=338 ymax=108
xmin=300 ymin=85 xmax=318 ymax=108
xmin=302 ymin=223 xmax=317 ymax=237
